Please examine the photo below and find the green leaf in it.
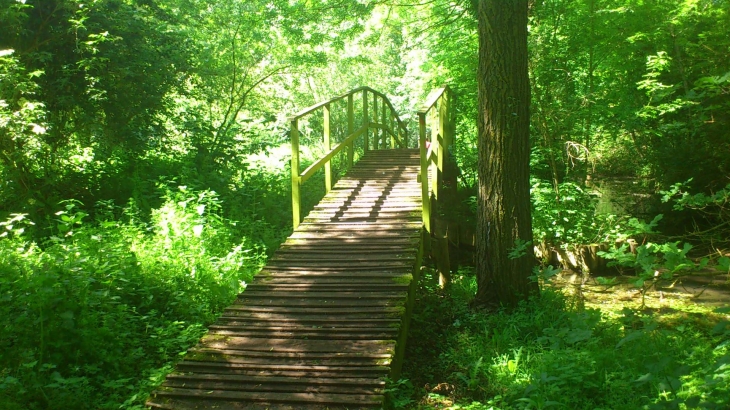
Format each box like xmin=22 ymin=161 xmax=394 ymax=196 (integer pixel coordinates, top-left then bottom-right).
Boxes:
xmin=617 ymin=330 xmax=644 ymax=348
xmin=718 ymin=257 xmax=730 ymax=272
xmin=635 ymin=373 xmax=653 ymax=384
xmin=711 ymin=320 xmax=729 ymax=335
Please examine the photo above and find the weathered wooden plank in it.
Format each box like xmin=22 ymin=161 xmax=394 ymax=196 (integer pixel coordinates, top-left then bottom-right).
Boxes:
xmin=174 ymin=361 xmax=389 ymax=377
xmin=148 ymin=398 xmax=364 ymax=410
xmin=165 ymin=373 xmax=385 ymax=386
xmin=205 ymin=327 xmax=399 ymax=340
xmin=240 ymin=291 xmax=406 ymax=299
xmin=221 ymin=306 xmax=405 ymax=316
xmin=186 ymin=348 xmax=393 ymax=360
xmin=282 ymin=236 xmax=420 ymax=245
xmin=234 ymin=298 xmax=403 ymax=308
xmin=212 ymin=318 xmax=401 ymax=328
xmin=149 ymin=389 xmax=383 ymax=407
xmin=259 ymin=266 xmax=414 ymax=274
xmin=160 ymin=382 xmax=379 ymax=396
xmin=244 ymin=283 xmax=409 ymax=291
xmin=198 ymin=336 xmax=396 ymax=353
xmin=251 ymin=273 xmax=412 ymax=282
xmin=180 ymin=353 xmax=391 ymax=367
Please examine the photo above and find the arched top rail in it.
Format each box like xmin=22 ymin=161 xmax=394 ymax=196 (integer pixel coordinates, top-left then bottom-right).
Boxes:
xmin=289 ymin=86 xmax=410 ymax=229
xmin=289 ymin=86 xmax=404 ymax=123
xmin=417 ymin=85 xmax=452 ymax=116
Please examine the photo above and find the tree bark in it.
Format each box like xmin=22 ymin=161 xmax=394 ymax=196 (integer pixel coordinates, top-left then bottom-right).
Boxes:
xmin=475 ymin=0 xmax=537 ymax=306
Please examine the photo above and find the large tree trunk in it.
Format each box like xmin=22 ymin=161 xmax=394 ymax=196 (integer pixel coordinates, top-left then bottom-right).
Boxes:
xmin=475 ymin=0 xmax=537 ymax=306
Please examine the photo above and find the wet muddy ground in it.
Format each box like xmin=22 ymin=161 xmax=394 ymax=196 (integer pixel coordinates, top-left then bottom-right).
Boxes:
xmin=552 ymin=270 xmax=730 ymax=310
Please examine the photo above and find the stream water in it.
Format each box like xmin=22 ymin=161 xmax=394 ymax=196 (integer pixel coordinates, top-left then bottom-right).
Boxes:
xmin=587 ymin=176 xmax=659 ymax=220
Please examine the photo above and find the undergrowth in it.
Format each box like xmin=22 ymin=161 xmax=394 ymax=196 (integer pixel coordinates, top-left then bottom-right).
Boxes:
xmin=394 ymin=268 xmax=730 ymax=410
xmin=0 ymin=188 xmax=267 ymax=409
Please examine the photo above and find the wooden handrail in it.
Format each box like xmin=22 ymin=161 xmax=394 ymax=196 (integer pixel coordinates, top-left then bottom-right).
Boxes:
xmin=418 ymin=86 xmax=449 ymax=115
xmin=418 ymin=85 xmax=454 ymax=235
xmin=299 ymin=123 xmax=368 ymax=184
xmin=290 ymin=87 xmax=410 ymax=229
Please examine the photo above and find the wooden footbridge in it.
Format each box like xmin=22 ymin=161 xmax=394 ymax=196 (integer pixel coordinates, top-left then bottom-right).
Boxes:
xmin=147 ymin=86 xmax=454 ymax=409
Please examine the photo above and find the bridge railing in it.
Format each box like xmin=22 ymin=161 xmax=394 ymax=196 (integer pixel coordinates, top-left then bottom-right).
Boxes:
xmin=289 ymin=86 xmax=409 ymax=229
xmin=418 ymin=85 xmax=454 ymax=235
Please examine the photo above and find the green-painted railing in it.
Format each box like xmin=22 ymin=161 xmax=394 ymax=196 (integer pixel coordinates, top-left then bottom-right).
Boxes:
xmin=418 ymin=86 xmax=454 ymax=235
xmin=289 ymin=86 xmax=409 ymax=229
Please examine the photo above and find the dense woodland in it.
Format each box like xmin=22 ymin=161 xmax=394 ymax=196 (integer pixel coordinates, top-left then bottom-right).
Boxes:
xmin=1 ymin=0 xmax=729 ymax=409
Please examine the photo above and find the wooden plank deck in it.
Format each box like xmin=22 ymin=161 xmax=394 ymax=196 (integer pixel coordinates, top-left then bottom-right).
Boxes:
xmin=146 ymin=149 xmax=423 ymax=409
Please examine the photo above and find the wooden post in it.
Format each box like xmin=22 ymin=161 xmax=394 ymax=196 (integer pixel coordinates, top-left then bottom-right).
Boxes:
xmin=324 ymin=103 xmax=332 ymax=194
xmin=347 ymin=94 xmax=354 ymax=169
xmin=390 ymin=112 xmax=396 ymax=148
xmin=363 ymin=90 xmax=369 ymax=153
xmin=419 ymin=112 xmax=430 ymax=235
xmin=435 ymin=95 xmax=448 ymax=202
xmin=381 ymin=98 xmax=387 ymax=149
xmin=445 ymin=90 xmax=454 ymax=150
xmin=431 ymin=106 xmax=439 ymax=201
xmin=373 ymin=96 xmax=379 ymax=150
xmin=439 ymin=94 xmax=448 ymax=166
xmin=291 ymin=119 xmax=301 ymax=229
xmin=401 ymin=121 xmax=408 ymax=148
xmin=450 ymin=92 xmax=456 ymax=153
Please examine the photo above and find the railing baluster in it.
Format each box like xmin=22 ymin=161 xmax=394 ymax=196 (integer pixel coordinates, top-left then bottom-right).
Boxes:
xmin=291 ymin=119 xmax=301 ymax=229
xmin=390 ymin=111 xmax=396 ymax=149
xmin=363 ymin=90 xmax=369 ymax=153
xmin=419 ymin=112 xmax=430 ymax=234
xmin=347 ymin=94 xmax=354 ymax=169
xmin=373 ymin=96 xmax=379 ymax=150
xmin=381 ymin=98 xmax=387 ymax=150
xmin=324 ymin=103 xmax=332 ymax=194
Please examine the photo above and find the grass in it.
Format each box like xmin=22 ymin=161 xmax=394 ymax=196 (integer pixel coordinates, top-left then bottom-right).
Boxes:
xmin=393 ymin=268 xmax=730 ymax=410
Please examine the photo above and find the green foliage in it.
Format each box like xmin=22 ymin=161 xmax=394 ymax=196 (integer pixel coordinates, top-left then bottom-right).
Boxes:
xmin=507 ymin=239 xmax=532 ymax=260
xmin=0 ymin=190 xmax=265 ymax=409
xmin=528 ymin=265 xmax=561 ymax=290
xmin=2 ymin=0 xmax=729 ymax=407
xmin=386 ymin=378 xmax=415 ymax=409
xmin=524 ymin=0 xmax=730 ymax=189
xmin=598 ymin=239 xmax=709 ymax=307
xmin=399 ymin=270 xmax=730 ymax=409
xmin=530 ymin=178 xmax=618 ymax=248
